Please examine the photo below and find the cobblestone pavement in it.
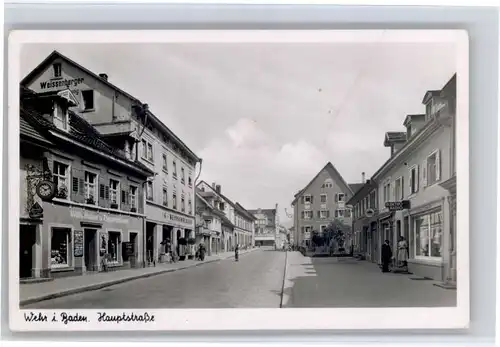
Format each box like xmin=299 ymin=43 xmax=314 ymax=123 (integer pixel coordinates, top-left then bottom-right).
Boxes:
xmin=282 ymin=251 xmax=457 ymax=308
xmin=23 ymin=249 xmax=287 ymax=309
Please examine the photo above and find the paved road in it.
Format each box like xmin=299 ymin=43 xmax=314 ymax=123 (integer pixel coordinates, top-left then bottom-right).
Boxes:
xmin=25 ymin=249 xmax=287 ymax=309
xmin=283 ymin=252 xmax=457 ymax=308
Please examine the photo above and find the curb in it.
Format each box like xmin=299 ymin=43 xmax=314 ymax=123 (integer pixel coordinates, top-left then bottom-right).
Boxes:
xmin=20 ymin=249 xmax=258 ymax=306
xmin=279 ymin=250 xmax=288 ymax=308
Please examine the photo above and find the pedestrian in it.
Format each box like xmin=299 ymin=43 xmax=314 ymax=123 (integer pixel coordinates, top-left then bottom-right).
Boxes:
xmin=235 ymin=244 xmax=239 ymax=262
xmin=381 ymin=240 xmax=392 ymax=273
xmin=397 ymin=236 xmax=409 ymax=269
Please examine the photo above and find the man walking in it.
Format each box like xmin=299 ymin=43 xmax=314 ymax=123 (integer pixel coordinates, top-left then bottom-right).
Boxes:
xmin=381 ymin=240 xmax=393 ymax=273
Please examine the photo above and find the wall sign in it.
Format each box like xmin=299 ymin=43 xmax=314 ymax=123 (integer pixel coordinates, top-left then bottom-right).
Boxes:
xmin=74 ymin=230 xmax=84 ymax=257
xmin=162 ymin=211 xmax=194 ymax=227
xmin=70 ymin=208 xmax=129 ymax=224
xmin=385 ymin=200 xmax=411 ymax=211
xmin=39 ymin=77 xmax=84 ymax=90
xmin=29 ymin=202 xmax=44 ymax=219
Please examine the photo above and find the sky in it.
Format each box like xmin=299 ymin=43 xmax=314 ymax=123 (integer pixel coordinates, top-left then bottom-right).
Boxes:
xmin=20 ymin=38 xmax=457 ymax=227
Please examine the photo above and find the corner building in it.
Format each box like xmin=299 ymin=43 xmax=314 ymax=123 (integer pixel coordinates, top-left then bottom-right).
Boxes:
xmin=22 ymin=51 xmax=201 ymax=266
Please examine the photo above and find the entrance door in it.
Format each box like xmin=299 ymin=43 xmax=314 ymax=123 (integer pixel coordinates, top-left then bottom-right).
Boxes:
xmin=20 ymin=225 xmax=36 ymax=279
xmin=129 ymin=232 xmax=138 ymax=268
xmin=84 ymin=229 xmax=97 ymax=272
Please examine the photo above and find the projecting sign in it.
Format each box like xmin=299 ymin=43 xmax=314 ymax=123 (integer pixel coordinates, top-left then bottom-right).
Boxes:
xmin=385 ymin=200 xmax=411 ymax=211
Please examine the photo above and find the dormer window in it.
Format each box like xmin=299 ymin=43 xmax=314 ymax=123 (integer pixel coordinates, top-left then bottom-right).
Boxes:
xmin=53 ymin=63 xmax=62 ymax=78
xmin=53 ymin=103 xmax=69 ymax=131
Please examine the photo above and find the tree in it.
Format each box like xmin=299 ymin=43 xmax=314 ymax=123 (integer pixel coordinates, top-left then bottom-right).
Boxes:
xmin=324 ymin=218 xmax=351 ymax=250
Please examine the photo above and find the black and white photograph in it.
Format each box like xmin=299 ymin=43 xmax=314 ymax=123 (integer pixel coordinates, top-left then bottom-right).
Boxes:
xmin=8 ymin=30 xmax=469 ymax=331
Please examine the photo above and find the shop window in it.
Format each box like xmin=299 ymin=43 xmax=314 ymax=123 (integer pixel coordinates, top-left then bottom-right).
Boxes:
xmin=51 ymin=227 xmax=71 ymax=268
xmin=107 ymin=231 xmax=121 ymax=262
xmin=53 ymin=161 xmax=69 ymax=199
xmin=81 ymin=90 xmax=95 ymax=111
xmin=414 ymin=211 xmax=443 ymax=258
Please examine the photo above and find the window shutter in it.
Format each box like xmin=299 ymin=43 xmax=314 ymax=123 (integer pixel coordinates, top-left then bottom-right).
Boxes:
xmin=436 ymin=150 xmax=441 ymax=181
xmin=105 ymin=186 xmax=110 ymax=200
xmin=310 ymin=196 xmax=314 ymax=204
xmin=301 ymin=226 xmax=305 ymax=233
xmin=401 ymin=177 xmax=404 ymax=199
xmin=416 ymin=165 xmax=420 ymax=191
xmin=317 ymin=211 xmax=321 ymax=218
xmin=100 ymin=184 xmax=105 ymax=199
xmin=301 ymin=211 xmax=305 ymax=219
xmin=301 ymin=196 xmax=304 ymax=204
xmin=137 ymin=185 xmax=144 ymax=212
xmin=409 ymin=169 xmax=413 ymax=194
xmin=422 ymin=159 xmax=427 ymax=188
xmin=335 ymin=193 xmax=338 ymax=202
xmin=72 ymin=177 xmax=79 ymax=193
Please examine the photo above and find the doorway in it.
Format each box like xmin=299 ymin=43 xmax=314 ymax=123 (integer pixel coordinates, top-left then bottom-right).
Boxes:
xmin=20 ymin=224 xmax=36 ymax=279
xmin=129 ymin=232 xmax=138 ymax=268
xmin=84 ymin=229 xmax=97 ymax=272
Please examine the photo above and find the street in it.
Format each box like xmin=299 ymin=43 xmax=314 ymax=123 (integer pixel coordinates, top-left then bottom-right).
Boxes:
xmin=24 ymin=249 xmax=286 ymax=309
xmin=23 ymin=250 xmax=456 ymax=309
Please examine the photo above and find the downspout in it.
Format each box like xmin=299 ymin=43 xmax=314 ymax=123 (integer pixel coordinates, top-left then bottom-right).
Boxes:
xmin=193 ymin=158 xmax=203 ymax=243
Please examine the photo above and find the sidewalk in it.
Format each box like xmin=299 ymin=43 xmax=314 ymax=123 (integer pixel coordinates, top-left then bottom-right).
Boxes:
xmin=20 ymin=248 xmax=259 ymax=306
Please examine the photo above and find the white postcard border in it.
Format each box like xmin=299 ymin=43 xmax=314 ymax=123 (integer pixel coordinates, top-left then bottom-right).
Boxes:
xmin=8 ymin=29 xmax=469 ymax=331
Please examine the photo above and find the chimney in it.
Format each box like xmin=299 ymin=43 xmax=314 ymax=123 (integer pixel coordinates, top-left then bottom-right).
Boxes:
xmin=215 ymin=185 xmax=221 ymax=194
xmin=99 ymin=73 xmax=108 ymax=81
xmin=362 ymin=172 xmax=366 ymax=183
xmin=212 ymin=182 xmax=216 ymax=190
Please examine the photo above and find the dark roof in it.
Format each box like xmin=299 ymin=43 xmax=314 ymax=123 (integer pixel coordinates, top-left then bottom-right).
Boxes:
xmin=21 ymin=90 xmax=154 ymax=177
xmin=348 ymin=183 xmax=364 ymax=194
xmin=346 ymin=180 xmax=378 ymax=206
xmin=291 ymin=162 xmax=353 ymax=205
xmin=21 ymin=50 xmax=201 ymax=163
xmin=20 ymin=114 xmax=55 ymax=146
xmin=403 ymin=114 xmax=425 ymax=127
xmin=235 ymin=202 xmax=257 ymax=221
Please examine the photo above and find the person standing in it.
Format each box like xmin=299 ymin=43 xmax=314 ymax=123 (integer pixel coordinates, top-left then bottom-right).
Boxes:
xmin=397 ymin=236 xmax=409 ymax=269
xmin=235 ymin=244 xmax=239 ymax=261
xmin=381 ymin=240 xmax=393 ymax=273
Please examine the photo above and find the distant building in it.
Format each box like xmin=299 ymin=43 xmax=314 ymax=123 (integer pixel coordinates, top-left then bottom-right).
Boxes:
xmin=291 ymin=162 xmax=357 ymax=249
xmin=248 ymin=206 xmax=279 ymax=247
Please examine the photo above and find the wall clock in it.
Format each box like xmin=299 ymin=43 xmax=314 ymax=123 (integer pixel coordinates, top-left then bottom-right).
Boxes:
xmin=36 ymin=180 xmax=56 ymax=201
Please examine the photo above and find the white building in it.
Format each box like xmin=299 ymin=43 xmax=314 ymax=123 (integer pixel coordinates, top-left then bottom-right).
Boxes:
xmin=248 ymin=205 xmax=279 ymax=247
xmin=371 ymin=74 xmax=456 ymax=282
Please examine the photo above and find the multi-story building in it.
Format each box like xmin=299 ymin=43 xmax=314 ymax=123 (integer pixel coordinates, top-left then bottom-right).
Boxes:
xmin=197 ymin=181 xmax=255 ymax=250
xmin=195 ymin=192 xmax=231 ymax=255
xmin=21 ymin=51 xmax=202 ymax=265
xmin=19 ymin=86 xmax=154 ymax=279
xmin=291 ymin=162 xmax=357 ymax=249
xmin=347 ymin=179 xmax=379 ymax=262
xmin=248 ymin=205 xmax=279 ymax=247
xmin=369 ymin=74 xmax=456 ymax=282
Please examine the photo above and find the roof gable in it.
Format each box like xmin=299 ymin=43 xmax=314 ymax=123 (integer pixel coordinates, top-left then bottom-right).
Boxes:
xmin=292 ymin=162 xmax=353 ymax=204
xmin=421 ymin=90 xmax=441 ymax=105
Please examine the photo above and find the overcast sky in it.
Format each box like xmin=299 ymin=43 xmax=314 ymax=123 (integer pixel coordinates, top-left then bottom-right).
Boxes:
xmin=20 ymin=39 xmax=457 ymax=227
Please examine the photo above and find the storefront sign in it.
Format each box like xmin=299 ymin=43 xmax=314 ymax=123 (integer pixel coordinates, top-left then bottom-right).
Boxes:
xmin=39 ymin=77 xmax=84 ymax=90
xmin=70 ymin=208 xmax=129 ymax=225
xmin=162 ymin=211 xmax=194 ymax=227
xmin=123 ymin=242 xmax=135 ymax=256
xmin=29 ymin=202 xmax=44 ymax=219
xmin=74 ymin=230 xmax=84 ymax=257
xmin=385 ymin=200 xmax=410 ymax=211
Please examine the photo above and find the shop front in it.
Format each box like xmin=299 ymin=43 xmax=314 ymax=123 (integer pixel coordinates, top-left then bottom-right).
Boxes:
xmin=145 ymin=204 xmax=195 ymax=263
xmin=40 ymin=202 xmax=144 ymax=278
xmin=407 ymin=198 xmax=447 ymax=281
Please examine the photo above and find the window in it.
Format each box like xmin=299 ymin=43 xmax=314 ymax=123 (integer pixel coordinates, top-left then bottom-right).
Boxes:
xmin=395 ymin=177 xmax=404 ymax=201
xmin=188 ymin=199 xmax=192 ymax=214
xmin=107 ymin=231 xmax=121 ymax=262
xmin=383 ymin=182 xmax=391 ymax=203
xmin=53 ymin=106 xmax=68 ymax=131
xmin=146 ymin=181 xmax=153 ymax=201
xmin=337 ymin=193 xmax=345 ymax=202
xmin=181 ymin=193 xmax=185 ymax=212
xmin=335 ymin=209 xmax=345 ymax=218
xmin=53 ymin=161 xmax=69 ymax=199
xmin=219 ymin=202 xmax=225 ymax=211
xmin=426 ymin=150 xmax=441 ymax=186
xmin=304 ymin=211 xmax=313 ymax=219
xmin=141 ymin=140 xmax=153 ymax=161
xmin=162 ymin=187 xmax=168 ymax=206
xmin=345 ymin=209 xmax=351 ymax=218
xmin=109 ymin=179 xmax=120 ymax=207
xmin=414 ymin=211 xmax=443 ymax=258
xmin=410 ymin=165 xmax=419 ymax=194
xmin=173 ymin=161 xmax=177 ymax=178
xmin=53 ymin=63 xmax=62 ymax=78
xmin=51 ymin=228 xmax=71 ymax=268
xmin=370 ymin=190 xmax=377 ymax=209
xmin=320 ymin=194 xmax=327 ymax=203
xmin=81 ymin=90 xmax=95 ymax=111
xmin=172 ymin=190 xmax=177 ymax=210
xmin=84 ymin=171 xmax=97 ymax=204
xmin=304 ymin=195 xmax=312 ymax=203
xmin=162 ymin=153 xmax=168 ymax=172
xmin=147 ymin=143 xmax=153 ymax=161
xmin=320 ymin=210 xmax=328 ymax=219
xmin=181 ymin=167 xmax=185 ymax=184
xmin=129 ymin=186 xmax=138 ymax=210
xmin=188 ymin=176 xmax=192 ymax=187
xmin=323 ymin=179 xmax=334 ymax=188
xmin=321 ymin=225 xmax=327 ymax=233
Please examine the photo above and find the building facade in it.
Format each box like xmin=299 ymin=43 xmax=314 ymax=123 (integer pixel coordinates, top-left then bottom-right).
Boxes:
xmin=291 ymin=162 xmax=355 ymax=249
xmin=21 ymin=51 xmax=202 ymax=266
xmin=249 ymin=206 xmax=279 ymax=247
xmin=195 ymin=192 xmax=229 ymax=255
xmin=19 ymin=87 xmax=153 ymax=279
xmin=369 ymin=74 xmax=456 ymax=281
